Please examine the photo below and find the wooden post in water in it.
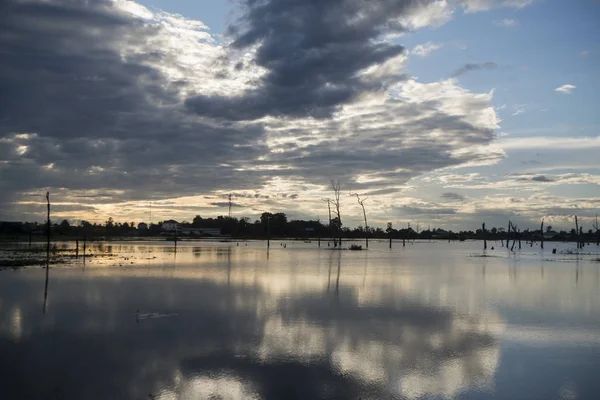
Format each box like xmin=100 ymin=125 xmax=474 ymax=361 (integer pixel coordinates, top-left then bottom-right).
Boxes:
xmin=575 ymin=215 xmax=580 ymax=249
xmin=540 ymin=219 xmax=544 ymax=249
xmin=403 ymin=236 xmax=406 ymax=247
xmin=267 ymin=216 xmax=270 ymax=249
xmin=482 ymin=223 xmax=487 ymax=250
xmin=46 ymin=192 xmax=50 ymax=265
xmin=389 ymin=236 xmax=392 ymax=249
xmin=318 ymin=237 xmax=321 ymax=247
xmin=76 ymin=239 xmax=79 ymax=259
xmin=83 ymin=236 xmax=87 ymax=262
xmin=29 ymin=232 xmax=32 ymax=250
xmin=174 ymin=225 xmax=178 ymax=253
xmin=44 ymin=191 xmax=50 ymax=314
xmin=518 ymin=229 xmax=521 ymax=249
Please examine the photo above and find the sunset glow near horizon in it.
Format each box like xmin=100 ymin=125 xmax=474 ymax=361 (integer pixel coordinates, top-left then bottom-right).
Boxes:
xmin=0 ymin=0 xmax=598 ymax=231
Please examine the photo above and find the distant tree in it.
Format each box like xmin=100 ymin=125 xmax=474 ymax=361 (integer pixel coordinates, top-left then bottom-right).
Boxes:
xmin=546 ymin=225 xmax=553 ymax=232
xmin=56 ymin=219 xmax=71 ymax=235
xmin=192 ymin=215 xmax=203 ymax=227
xmin=386 ymin=222 xmax=393 ymax=234
xmin=260 ymin=212 xmax=287 ymax=236
xmin=105 ymin=217 xmax=114 ymax=229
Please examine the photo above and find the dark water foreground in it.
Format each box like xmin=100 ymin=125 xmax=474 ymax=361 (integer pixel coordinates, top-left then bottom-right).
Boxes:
xmin=1 ymin=240 xmax=599 ymax=399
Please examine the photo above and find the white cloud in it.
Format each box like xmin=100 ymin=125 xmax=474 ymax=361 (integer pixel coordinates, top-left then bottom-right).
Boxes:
xmin=511 ymin=104 xmax=527 ymax=116
xmin=494 ymin=18 xmax=518 ymax=27
xmin=459 ymin=0 xmax=535 ymax=13
xmin=580 ymin=50 xmax=590 ymax=57
xmin=497 ymin=136 xmax=600 ymax=150
xmin=501 ymin=0 xmax=535 ymax=8
xmin=412 ymin=42 xmax=443 ymax=57
xmin=554 ymin=84 xmax=576 ymax=94
xmin=399 ymin=0 xmax=454 ymax=29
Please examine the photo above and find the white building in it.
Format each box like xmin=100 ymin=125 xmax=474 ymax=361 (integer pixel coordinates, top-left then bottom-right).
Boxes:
xmin=161 ymin=220 xmax=179 ymax=231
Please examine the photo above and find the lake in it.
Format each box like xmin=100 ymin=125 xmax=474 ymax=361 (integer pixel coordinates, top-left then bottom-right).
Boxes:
xmin=1 ymin=240 xmax=599 ymax=399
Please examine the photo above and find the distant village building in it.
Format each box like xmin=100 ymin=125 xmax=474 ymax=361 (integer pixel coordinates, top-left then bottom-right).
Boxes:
xmin=161 ymin=220 xmax=179 ymax=231
xmin=137 ymin=222 xmax=148 ymax=231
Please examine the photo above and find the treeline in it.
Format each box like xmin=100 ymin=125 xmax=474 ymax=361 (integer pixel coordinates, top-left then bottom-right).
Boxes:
xmin=1 ymin=213 xmax=599 ymax=244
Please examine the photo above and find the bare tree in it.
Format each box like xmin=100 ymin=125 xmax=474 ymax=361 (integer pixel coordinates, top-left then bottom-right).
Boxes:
xmin=509 ymin=221 xmax=518 ymax=251
xmin=330 ymin=180 xmax=342 ymax=247
xmin=350 ymin=191 xmax=369 ymax=248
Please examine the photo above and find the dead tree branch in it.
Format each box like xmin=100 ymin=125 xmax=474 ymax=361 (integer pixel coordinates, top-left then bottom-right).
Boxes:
xmin=329 ymin=180 xmax=342 ymax=247
xmin=350 ymin=192 xmax=369 ymax=248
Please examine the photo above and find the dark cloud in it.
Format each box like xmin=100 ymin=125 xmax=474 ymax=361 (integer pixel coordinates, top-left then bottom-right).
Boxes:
xmin=395 ymin=205 xmax=457 ymax=215
xmin=521 ymin=160 xmax=541 ymax=165
xmin=209 ymin=201 xmax=243 ymax=208
xmin=452 ymin=62 xmax=497 ymax=77
xmin=441 ymin=192 xmax=465 ymax=201
xmin=530 ymin=175 xmax=555 ymax=182
xmin=186 ymin=0 xmax=433 ymax=120
xmin=0 ymin=0 xmax=507 ymax=224
xmin=0 ymin=0 xmax=269 ymax=217
xmin=514 ymin=175 xmax=555 ymax=183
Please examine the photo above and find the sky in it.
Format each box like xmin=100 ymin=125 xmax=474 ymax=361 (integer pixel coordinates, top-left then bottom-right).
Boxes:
xmin=0 ymin=0 xmax=599 ymax=231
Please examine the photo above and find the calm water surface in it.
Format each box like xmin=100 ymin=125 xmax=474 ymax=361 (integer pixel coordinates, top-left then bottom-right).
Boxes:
xmin=1 ymin=240 xmax=599 ymax=399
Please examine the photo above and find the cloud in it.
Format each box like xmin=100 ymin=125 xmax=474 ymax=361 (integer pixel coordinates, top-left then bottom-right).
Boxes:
xmin=526 ymin=175 xmax=555 ymax=182
xmin=580 ymin=50 xmax=590 ymax=57
xmin=187 ymin=0 xmax=430 ymax=121
xmin=434 ymin=172 xmax=600 ymax=190
xmin=497 ymin=136 xmax=600 ymax=150
xmin=458 ymin=0 xmax=535 ymax=13
xmin=412 ymin=42 xmax=443 ymax=57
xmin=452 ymin=62 xmax=497 ymax=77
xmin=441 ymin=192 xmax=466 ymax=201
xmin=394 ymin=204 xmax=457 ymax=216
xmin=555 ymin=84 xmax=576 ymax=94
xmin=511 ymin=104 xmax=526 ymax=116
xmin=494 ymin=18 xmax=518 ymax=27
xmin=0 ymin=0 xmax=503 ymax=224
